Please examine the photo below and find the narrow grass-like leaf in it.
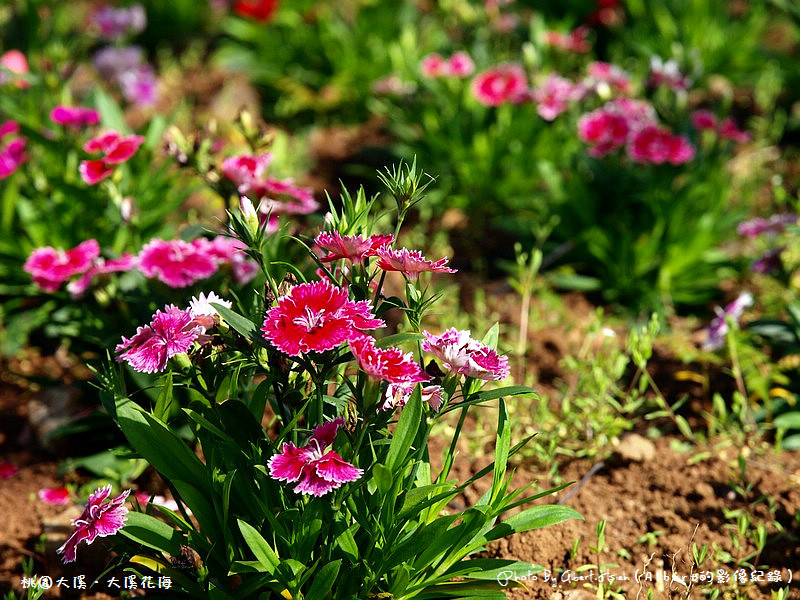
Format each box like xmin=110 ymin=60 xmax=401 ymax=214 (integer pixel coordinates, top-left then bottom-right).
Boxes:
xmin=238 ymin=520 xmax=280 ymax=574
xmin=121 ymin=511 xmax=183 ymax=555
xmin=212 ymin=303 xmax=258 ymax=339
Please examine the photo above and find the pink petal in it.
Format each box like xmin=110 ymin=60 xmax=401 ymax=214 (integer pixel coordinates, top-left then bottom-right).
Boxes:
xmin=38 ymin=487 xmax=71 ymax=505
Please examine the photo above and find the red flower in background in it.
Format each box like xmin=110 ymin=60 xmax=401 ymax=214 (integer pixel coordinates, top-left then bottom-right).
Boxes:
xmin=234 ymin=0 xmax=279 ymax=21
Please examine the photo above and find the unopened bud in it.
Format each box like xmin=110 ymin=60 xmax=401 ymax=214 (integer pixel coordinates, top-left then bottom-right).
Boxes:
xmin=240 ymin=196 xmax=260 ymax=235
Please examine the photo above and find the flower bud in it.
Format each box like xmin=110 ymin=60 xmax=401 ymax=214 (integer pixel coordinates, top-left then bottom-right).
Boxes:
xmin=240 ymin=196 xmax=260 ymax=235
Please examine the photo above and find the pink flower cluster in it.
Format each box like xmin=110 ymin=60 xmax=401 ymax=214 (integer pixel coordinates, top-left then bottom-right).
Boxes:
xmin=420 ymin=52 xmax=475 ymax=78
xmin=137 ymin=236 xmax=258 ymax=288
xmin=50 ymin=105 xmax=100 ymax=130
xmin=578 ymin=99 xmax=694 ymax=164
xmin=268 ymin=418 xmax=362 ymax=497
xmin=25 ymin=235 xmax=257 ymax=295
xmin=314 ymin=231 xmax=456 ymax=279
xmin=58 ymin=486 xmax=130 ymax=564
xmin=80 ymin=130 xmax=144 ymax=185
xmin=422 ymin=328 xmax=510 ymax=381
xmin=691 ymin=110 xmax=750 ymax=143
xmin=544 ymin=27 xmax=591 ymax=53
xmin=222 ymin=153 xmax=318 ymax=217
xmin=116 ymin=292 xmax=230 ymax=373
xmin=0 ymin=121 xmax=27 ymax=179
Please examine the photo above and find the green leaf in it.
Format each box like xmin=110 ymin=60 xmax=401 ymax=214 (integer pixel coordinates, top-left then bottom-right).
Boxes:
xmin=491 ymin=399 xmax=510 ymax=505
xmin=93 ymin=87 xmax=128 ymax=133
xmin=375 ymin=332 xmax=424 ymax=348
xmin=441 ymin=386 xmax=535 ymax=415
xmin=443 ymin=558 xmax=542 ymax=581
xmin=481 ymin=324 xmax=499 ymax=350
xmin=483 ymin=505 xmax=582 ymax=543
xmin=384 ymin=388 xmax=422 ymax=474
xmin=121 ymin=511 xmax=183 ymax=556
xmin=335 ymin=524 xmax=359 ymax=562
xmin=238 ymin=520 xmax=280 ymax=574
xmin=774 ymin=411 xmax=800 ymax=430
xmin=304 ymin=560 xmax=341 ymax=598
xmin=372 ymin=463 xmax=393 ymax=495
xmin=153 ymin=372 xmax=174 ymax=422
xmin=116 ymin=401 xmax=207 ymax=487
xmin=213 ymin=303 xmax=258 ymax=339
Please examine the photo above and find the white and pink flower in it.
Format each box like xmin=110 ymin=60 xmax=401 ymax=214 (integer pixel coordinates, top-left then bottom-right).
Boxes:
xmin=268 ymin=418 xmax=362 ymax=497
xmin=422 ymin=328 xmax=510 ymax=381
xmin=58 ymin=486 xmax=130 ymax=564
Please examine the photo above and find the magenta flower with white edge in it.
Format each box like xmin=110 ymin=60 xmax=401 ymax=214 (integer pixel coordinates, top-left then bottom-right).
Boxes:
xmin=262 ymin=280 xmax=384 ymax=356
xmin=703 ymin=292 xmax=754 ymax=351
xmin=471 ymin=64 xmax=528 ymax=106
xmin=383 ymin=382 xmax=444 ymax=412
xmin=116 ymin=305 xmax=205 ymax=373
xmin=422 ymin=328 xmax=510 ymax=381
xmin=374 ymin=246 xmax=457 ymax=279
xmin=268 ymin=418 xmax=363 ymax=497
xmin=39 ymin=487 xmax=71 ymax=506
xmin=57 ymin=486 xmax=130 ymax=564
xmin=137 ymin=238 xmax=218 ymax=288
xmin=349 ymin=335 xmax=432 ymax=386
xmin=24 ymin=239 xmax=101 ymax=292
xmin=315 ymin=231 xmax=394 ymax=263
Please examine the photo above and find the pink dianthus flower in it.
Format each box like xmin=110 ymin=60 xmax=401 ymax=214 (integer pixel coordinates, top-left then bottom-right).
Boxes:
xmin=447 ymin=52 xmax=475 ymax=77
xmin=648 ymin=56 xmax=690 ymax=91
xmin=384 ymin=382 xmax=444 ymax=412
xmin=422 ymin=328 xmax=510 ymax=381
xmin=533 ymin=74 xmax=584 ymax=121
xmin=250 ymin=178 xmax=319 ymax=215
xmin=39 ymin=487 xmax=71 ymax=506
xmin=57 ymin=486 xmax=129 ymax=564
xmin=67 ymin=253 xmax=138 ymax=298
xmin=24 ymin=239 xmax=100 ymax=292
xmin=374 ymin=246 xmax=457 ymax=279
xmin=315 ymin=231 xmax=394 ymax=263
xmin=80 ymin=131 xmax=144 ymax=185
xmin=116 ymin=305 xmax=205 ymax=373
xmin=137 ymin=238 xmax=218 ymax=287
xmin=349 ymin=335 xmax=431 ymax=386
xmin=420 ymin=53 xmax=447 ymax=78
xmin=628 ymin=125 xmax=695 ymax=165
xmin=544 ymin=27 xmax=591 ymax=53
xmin=691 ymin=110 xmax=717 ymax=131
xmin=262 ymin=280 xmax=384 ymax=356
xmin=222 ymin=153 xmax=273 ymax=193
xmin=0 ymin=120 xmax=27 ymax=179
xmin=269 ymin=418 xmax=362 ymax=497
xmin=585 ymin=61 xmax=631 ymax=93
xmin=471 ymin=64 xmax=528 ymax=106
xmin=50 ymin=105 xmax=100 ymax=130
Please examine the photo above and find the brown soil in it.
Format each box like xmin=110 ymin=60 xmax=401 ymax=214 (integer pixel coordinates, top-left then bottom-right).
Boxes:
xmin=2 ymin=294 xmax=799 ymax=600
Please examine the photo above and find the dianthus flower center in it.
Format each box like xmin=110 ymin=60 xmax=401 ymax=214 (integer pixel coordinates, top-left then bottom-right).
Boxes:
xmin=292 ymin=307 xmax=327 ymax=333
